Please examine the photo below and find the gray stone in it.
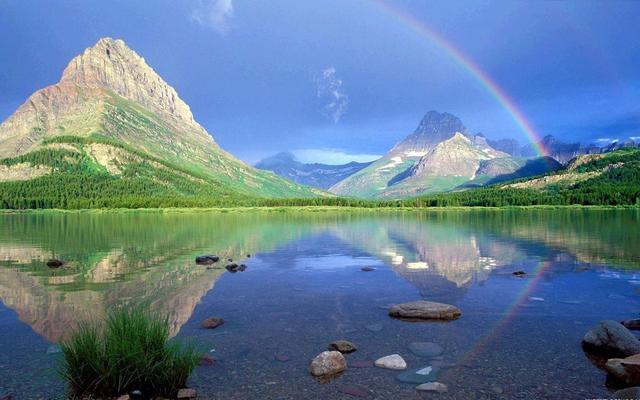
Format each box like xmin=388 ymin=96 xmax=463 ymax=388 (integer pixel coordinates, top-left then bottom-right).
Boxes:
xmin=328 ymin=340 xmax=357 ymax=354
xmin=389 ymin=301 xmax=461 ymax=321
xmin=416 ymin=382 xmax=448 ymax=393
xmin=612 ymin=387 xmax=640 ymax=399
xmin=177 ymin=388 xmax=197 ymax=399
xmin=408 ymin=342 xmax=443 ymax=357
xmin=605 ymin=354 xmax=640 ymax=385
xmin=374 ymin=354 xmax=407 ymax=370
xmin=309 ymin=351 xmax=347 ymax=377
xmin=582 ymin=320 xmax=640 ymax=357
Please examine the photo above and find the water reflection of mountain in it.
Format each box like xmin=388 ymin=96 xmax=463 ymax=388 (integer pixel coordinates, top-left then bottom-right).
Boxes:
xmin=0 ymin=212 xmax=324 ymax=342
xmin=0 ymin=209 xmax=637 ymax=342
xmin=331 ymin=218 xmax=527 ymax=302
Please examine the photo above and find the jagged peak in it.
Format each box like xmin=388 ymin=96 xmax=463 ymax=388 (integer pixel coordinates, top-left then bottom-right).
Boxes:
xmin=60 ymin=37 xmax=198 ymax=127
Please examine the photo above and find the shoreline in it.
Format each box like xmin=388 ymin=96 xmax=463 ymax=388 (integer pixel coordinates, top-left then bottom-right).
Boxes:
xmin=1 ymin=204 xmax=639 ymax=214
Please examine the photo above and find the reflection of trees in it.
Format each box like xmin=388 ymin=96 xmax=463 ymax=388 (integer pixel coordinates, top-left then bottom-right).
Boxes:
xmin=0 ymin=209 xmax=637 ymax=342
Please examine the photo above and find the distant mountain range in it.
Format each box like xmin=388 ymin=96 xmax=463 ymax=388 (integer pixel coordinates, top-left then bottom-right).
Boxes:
xmin=255 ymin=152 xmax=371 ymax=189
xmin=259 ymin=111 xmax=638 ymax=198
xmin=0 ymin=38 xmax=322 ymax=208
xmin=328 ymin=111 xmax=562 ymax=198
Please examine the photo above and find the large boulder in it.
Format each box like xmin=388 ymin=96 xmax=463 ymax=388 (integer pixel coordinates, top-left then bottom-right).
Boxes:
xmin=309 ymin=351 xmax=347 ymax=377
xmin=582 ymin=320 xmax=640 ymax=357
xmin=389 ymin=301 xmax=461 ymax=321
xmin=605 ymin=354 xmax=640 ymax=385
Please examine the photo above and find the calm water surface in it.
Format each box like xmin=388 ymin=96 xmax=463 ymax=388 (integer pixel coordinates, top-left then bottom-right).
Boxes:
xmin=1 ymin=209 xmax=639 ymax=399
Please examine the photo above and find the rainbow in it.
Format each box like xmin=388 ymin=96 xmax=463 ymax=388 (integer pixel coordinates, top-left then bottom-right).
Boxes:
xmin=370 ymin=0 xmax=548 ymax=156
xmin=451 ymin=260 xmax=553 ymax=368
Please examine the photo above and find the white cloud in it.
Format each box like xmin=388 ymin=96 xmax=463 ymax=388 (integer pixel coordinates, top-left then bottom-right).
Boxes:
xmin=315 ymin=67 xmax=349 ymax=123
xmin=595 ymin=137 xmax=615 ymax=144
xmin=191 ymin=0 xmax=234 ymax=35
xmin=293 ymin=148 xmax=380 ymax=165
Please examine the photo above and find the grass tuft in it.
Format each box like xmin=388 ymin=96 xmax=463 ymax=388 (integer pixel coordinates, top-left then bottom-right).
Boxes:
xmin=59 ymin=307 xmax=202 ymax=398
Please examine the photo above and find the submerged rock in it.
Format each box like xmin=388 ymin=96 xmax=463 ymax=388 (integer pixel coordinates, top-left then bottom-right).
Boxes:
xmin=396 ymin=366 xmax=439 ymax=384
xmin=605 ymin=354 xmax=640 ymax=385
xmin=622 ymin=319 xmax=640 ymax=330
xmin=198 ymin=355 xmax=215 ymax=366
xmin=177 ymin=388 xmax=197 ymax=399
xmin=46 ymin=259 xmax=64 ymax=268
xmin=416 ymin=382 xmax=448 ymax=393
xmin=582 ymin=320 xmax=640 ymax=357
xmin=339 ymin=385 xmax=370 ymax=398
xmin=365 ymin=323 xmax=384 ymax=332
xmin=374 ymin=354 xmax=407 ymax=370
xmin=388 ymin=301 xmax=461 ymax=321
xmin=408 ymin=342 xmax=443 ymax=358
xmin=329 ymin=340 xmax=357 ymax=354
xmin=201 ymin=317 xmax=224 ymax=329
xmin=361 ymin=267 xmax=375 ymax=272
xmin=351 ymin=360 xmax=373 ymax=368
xmin=512 ymin=271 xmax=526 ymax=276
xmin=310 ymin=351 xmax=347 ymax=377
xmin=613 ymin=387 xmax=640 ymax=399
xmin=195 ymin=255 xmax=219 ymax=265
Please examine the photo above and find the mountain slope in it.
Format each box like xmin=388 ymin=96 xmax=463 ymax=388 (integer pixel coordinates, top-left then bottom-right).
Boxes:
xmin=0 ymin=38 xmax=321 ymax=208
xmin=329 ymin=111 xmax=469 ymax=198
xmin=330 ymin=111 xmax=521 ymax=198
xmin=255 ymin=152 xmax=372 ymax=189
xmin=413 ymin=148 xmax=640 ymax=206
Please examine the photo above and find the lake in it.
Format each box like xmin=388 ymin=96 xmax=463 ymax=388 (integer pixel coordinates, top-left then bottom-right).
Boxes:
xmin=1 ymin=208 xmax=639 ymax=399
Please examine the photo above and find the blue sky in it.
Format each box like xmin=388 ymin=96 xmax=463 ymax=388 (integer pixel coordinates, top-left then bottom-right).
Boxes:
xmin=1 ymin=0 xmax=639 ymax=164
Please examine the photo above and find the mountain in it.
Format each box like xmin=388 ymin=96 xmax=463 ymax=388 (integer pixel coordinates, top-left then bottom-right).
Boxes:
xmin=255 ymin=152 xmax=372 ymax=189
xmin=413 ymin=147 xmax=640 ymax=207
xmin=0 ymin=38 xmax=321 ymax=209
xmin=330 ymin=111 xmax=531 ymax=198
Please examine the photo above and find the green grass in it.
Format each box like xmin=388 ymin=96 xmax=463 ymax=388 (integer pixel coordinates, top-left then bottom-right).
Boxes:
xmin=59 ymin=307 xmax=202 ymax=398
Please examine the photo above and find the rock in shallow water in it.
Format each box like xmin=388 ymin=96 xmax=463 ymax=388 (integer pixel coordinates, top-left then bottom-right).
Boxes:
xmin=195 ymin=255 xmax=219 ymax=265
xmin=361 ymin=267 xmax=375 ymax=272
xmin=582 ymin=320 xmax=640 ymax=357
xmin=416 ymin=382 xmax=448 ymax=393
xmin=388 ymin=301 xmax=461 ymax=321
xmin=177 ymin=388 xmax=197 ymax=399
xmin=605 ymin=354 xmax=640 ymax=385
xmin=201 ymin=317 xmax=224 ymax=329
xmin=339 ymin=385 xmax=370 ymax=398
xmin=374 ymin=354 xmax=407 ymax=370
xmin=365 ymin=323 xmax=383 ymax=332
xmin=396 ymin=366 xmax=439 ymax=384
xmin=621 ymin=319 xmax=640 ymax=330
xmin=329 ymin=340 xmax=357 ymax=354
xmin=309 ymin=351 xmax=347 ymax=377
xmin=408 ymin=342 xmax=443 ymax=357
xmin=613 ymin=387 xmax=640 ymax=399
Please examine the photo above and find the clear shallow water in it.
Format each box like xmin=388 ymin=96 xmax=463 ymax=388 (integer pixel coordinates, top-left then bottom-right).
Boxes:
xmin=1 ymin=209 xmax=640 ymax=399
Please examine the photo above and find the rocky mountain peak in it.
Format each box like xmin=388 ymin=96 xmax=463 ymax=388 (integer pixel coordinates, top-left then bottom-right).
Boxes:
xmin=391 ymin=110 xmax=467 ymax=154
xmin=60 ymin=37 xmax=197 ymax=126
